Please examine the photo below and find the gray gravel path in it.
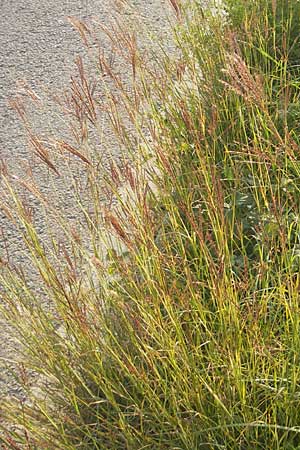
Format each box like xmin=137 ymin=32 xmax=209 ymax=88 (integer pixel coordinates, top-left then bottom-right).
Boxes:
xmin=0 ymin=0 xmax=172 ymax=409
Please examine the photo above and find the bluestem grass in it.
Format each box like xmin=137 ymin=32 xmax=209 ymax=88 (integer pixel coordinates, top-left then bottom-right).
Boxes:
xmin=2 ymin=1 xmax=300 ymax=449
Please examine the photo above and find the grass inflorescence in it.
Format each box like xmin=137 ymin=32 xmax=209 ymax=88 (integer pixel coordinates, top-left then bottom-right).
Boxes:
xmin=2 ymin=0 xmax=300 ymax=448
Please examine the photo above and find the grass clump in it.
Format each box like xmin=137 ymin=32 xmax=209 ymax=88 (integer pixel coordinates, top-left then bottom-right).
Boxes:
xmin=2 ymin=0 xmax=300 ymax=448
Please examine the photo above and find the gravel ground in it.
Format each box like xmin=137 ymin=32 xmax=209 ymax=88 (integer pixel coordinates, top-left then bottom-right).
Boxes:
xmin=0 ymin=0 xmax=173 ymax=405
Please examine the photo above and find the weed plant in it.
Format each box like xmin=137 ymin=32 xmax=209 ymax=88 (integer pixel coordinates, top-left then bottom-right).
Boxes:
xmin=2 ymin=0 xmax=300 ymax=448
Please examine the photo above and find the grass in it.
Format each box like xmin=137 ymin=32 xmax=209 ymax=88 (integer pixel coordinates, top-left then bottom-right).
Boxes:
xmin=2 ymin=0 xmax=300 ymax=448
